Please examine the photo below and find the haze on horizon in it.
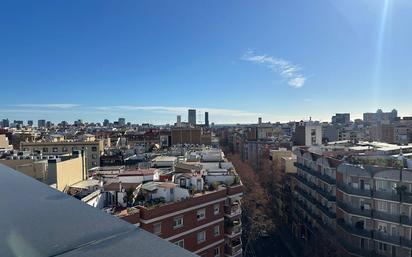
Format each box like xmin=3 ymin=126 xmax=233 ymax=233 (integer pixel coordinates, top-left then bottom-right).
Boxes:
xmin=1 ymin=0 xmax=412 ymax=124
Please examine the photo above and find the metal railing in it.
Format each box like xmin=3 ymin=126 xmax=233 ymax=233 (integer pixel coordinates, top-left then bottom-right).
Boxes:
xmin=337 ymin=219 xmax=372 ymax=238
xmin=337 ymin=182 xmax=372 ymax=197
xmin=338 ymin=202 xmax=372 ymax=217
xmin=294 ymin=162 xmax=336 ymax=185
xmin=373 ymin=210 xmax=400 ymax=223
xmin=373 ymin=190 xmax=400 ymax=202
xmin=373 ymin=230 xmax=401 ymax=245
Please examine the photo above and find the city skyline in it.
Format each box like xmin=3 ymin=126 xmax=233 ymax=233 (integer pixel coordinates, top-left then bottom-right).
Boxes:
xmin=2 ymin=0 xmax=412 ymax=123
xmin=0 ymin=104 xmax=409 ymax=125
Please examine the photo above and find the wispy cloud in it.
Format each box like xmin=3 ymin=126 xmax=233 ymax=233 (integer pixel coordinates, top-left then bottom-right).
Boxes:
xmin=12 ymin=104 xmax=80 ymax=109
xmin=242 ymin=50 xmax=306 ymax=88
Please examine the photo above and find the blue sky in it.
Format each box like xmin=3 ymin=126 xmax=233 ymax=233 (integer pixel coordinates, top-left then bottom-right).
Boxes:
xmin=1 ymin=0 xmax=412 ymax=124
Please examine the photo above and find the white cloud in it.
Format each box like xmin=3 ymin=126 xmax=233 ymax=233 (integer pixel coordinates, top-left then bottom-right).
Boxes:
xmin=12 ymin=104 xmax=80 ymax=109
xmin=242 ymin=50 xmax=306 ymax=88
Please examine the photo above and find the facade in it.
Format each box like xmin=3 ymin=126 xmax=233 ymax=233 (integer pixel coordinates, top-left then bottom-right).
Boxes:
xmin=293 ymin=121 xmax=322 ymax=146
xmin=336 ymin=163 xmax=412 ymax=257
xmin=20 ymin=140 xmax=103 ymax=170
xmin=177 ymin=115 xmax=182 ymax=127
xmin=205 ymin=112 xmax=209 ymax=127
xmin=292 ymin=147 xmax=412 ymax=257
xmin=363 ymin=109 xmax=398 ymax=124
xmin=0 ymin=134 xmax=12 ymax=150
xmin=332 ymin=113 xmax=351 ymax=125
xmin=171 ymin=127 xmax=202 ymax=145
xmin=292 ymin=148 xmax=341 ymax=255
xmin=189 ymin=109 xmax=197 ymax=126
xmin=48 ymin=151 xmax=87 ymax=191
xmin=0 ymin=151 xmax=86 ymax=191
xmin=38 ymin=119 xmax=46 ymax=128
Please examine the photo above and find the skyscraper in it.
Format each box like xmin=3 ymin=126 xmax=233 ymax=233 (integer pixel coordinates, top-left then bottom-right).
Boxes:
xmin=176 ymin=115 xmax=182 ymax=127
xmin=38 ymin=119 xmax=46 ymax=128
xmin=188 ymin=109 xmax=196 ymax=126
xmin=205 ymin=112 xmax=209 ymax=127
xmin=118 ymin=118 xmax=126 ymax=127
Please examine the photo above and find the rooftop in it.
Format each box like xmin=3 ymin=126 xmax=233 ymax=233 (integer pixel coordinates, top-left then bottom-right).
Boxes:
xmin=0 ymin=164 xmax=197 ymax=257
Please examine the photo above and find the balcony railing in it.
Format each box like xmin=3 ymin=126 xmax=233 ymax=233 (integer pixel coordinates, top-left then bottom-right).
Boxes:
xmin=337 ymin=219 xmax=372 ymax=238
xmin=338 ymin=202 xmax=372 ymax=217
xmin=402 ymin=192 xmax=412 ymax=204
xmin=225 ymin=242 xmax=242 ymax=255
xmin=315 ymin=186 xmax=336 ymax=202
xmin=373 ymin=230 xmax=401 ymax=245
xmin=225 ymin=224 xmax=242 ymax=236
xmin=338 ymin=236 xmax=375 ymax=257
xmin=373 ymin=210 xmax=400 ymax=223
xmin=294 ymin=162 xmax=336 ymax=185
xmin=373 ymin=190 xmax=400 ymax=202
xmin=224 ymin=204 xmax=241 ymax=218
xmin=400 ymin=215 xmax=412 ymax=226
xmin=401 ymin=237 xmax=412 ymax=249
xmin=296 ymin=188 xmax=336 ymax=219
xmin=337 ymin=182 xmax=372 ymax=197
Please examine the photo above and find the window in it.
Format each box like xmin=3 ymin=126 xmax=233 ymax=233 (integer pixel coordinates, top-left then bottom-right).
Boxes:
xmin=153 ymin=222 xmax=161 ymax=235
xmin=42 ymin=147 xmax=48 ymax=153
xmin=52 ymin=147 xmax=58 ymax=153
xmin=174 ymin=239 xmax=184 ymax=248
xmin=72 ymin=147 xmax=77 ymax=151
xmin=92 ymin=154 xmax=97 ymax=159
xmin=214 ymin=247 xmax=220 ymax=257
xmin=213 ymin=225 xmax=220 ymax=236
xmin=214 ymin=204 xmax=220 ymax=215
xmin=377 ymin=201 xmax=389 ymax=212
xmin=197 ymin=231 xmax=206 ymax=244
xmin=197 ymin=209 xmax=206 ymax=221
xmin=91 ymin=146 xmax=97 ymax=152
xmin=62 ymin=146 xmax=68 ymax=152
xmin=173 ymin=216 xmax=183 ymax=229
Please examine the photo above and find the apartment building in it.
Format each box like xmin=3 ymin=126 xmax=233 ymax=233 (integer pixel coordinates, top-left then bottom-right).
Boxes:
xmin=293 ymin=121 xmax=322 ymax=146
xmin=292 ymin=146 xmax=412 ymax=257
xmin=336 ymin=163 xmax=412 ymax=257
xmin=292 ymin=148 xmax=341 ymax=253
xmin=115 ymin=149 xmax=243 ymax=257
xmin=21 ymin=140 xmax=103 ymax=170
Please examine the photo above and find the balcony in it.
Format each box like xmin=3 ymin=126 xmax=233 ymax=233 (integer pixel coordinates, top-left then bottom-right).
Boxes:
xmin=315 ymin=186 xmax=336 ymax=202
xmin=296 ymin=188 xmax=336 ymax=219
xmin=294 ymin=162 xmax=336 ymax=185
xmin=401 ymin=237 xmax=412 ymax=249
xmin=225 ymin=240 xmax=242 ymax=256
xmin=295 ymin=174 xmax=317 ymax=191
xmin=224 ymin=202 xmax=241 ymax=218
xmin=338 ymin=201 xmax=372 ymax=218
xmin=400 ymin=215 xmax=412 ymax=226
xmin=373 ymin=190 xmax=400 ymax=202
xmin=225 ymin=220 xmax=242 ymax=237
xmin=337 ymin=219 xmax=372 ymax=238
xmin=373 ymin=230 xmax=400 ymax=245
xmin=338 ymin=236 xmax=375 ymax=257
xmin=402 ymin=192 xmax=412 ymax=204
xmin=373 ymin=210 xmax=400 ymax=223
xmin=337 ymin=182 xmax=372 ymax=197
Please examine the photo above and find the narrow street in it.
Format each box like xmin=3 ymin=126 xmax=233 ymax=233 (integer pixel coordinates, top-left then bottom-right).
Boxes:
xmin=226 ymin=153 xmax=292 ymax=257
